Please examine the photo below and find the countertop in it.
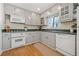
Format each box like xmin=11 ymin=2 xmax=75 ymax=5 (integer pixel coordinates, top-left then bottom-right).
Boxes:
xmin=2 ymin=29 xmax=76 ymax=35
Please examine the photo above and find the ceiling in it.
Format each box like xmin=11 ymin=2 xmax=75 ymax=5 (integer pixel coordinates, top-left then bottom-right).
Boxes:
xmin=9 ymin=3 xmax=55 ymax=14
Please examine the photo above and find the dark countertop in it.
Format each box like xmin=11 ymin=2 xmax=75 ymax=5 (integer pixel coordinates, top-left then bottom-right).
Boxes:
xmin=41 ymin=31 xmax=76 ymax=35
xmin=2 ymin=29 xmax=76 ymax=35
xmin=41 ymin=29 xmax=76 ymax=35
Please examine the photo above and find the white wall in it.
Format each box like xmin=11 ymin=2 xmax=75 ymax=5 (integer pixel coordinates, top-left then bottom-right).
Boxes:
xmin=0 ymin=3 xmax=5 ymax=51
xmin=77 ymin=6 xmax=79 ymax=56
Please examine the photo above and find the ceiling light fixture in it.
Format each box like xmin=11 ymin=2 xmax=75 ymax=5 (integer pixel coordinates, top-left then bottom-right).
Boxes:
xmin=47 ymin=11 xmax=50 ymax=15
xmin=15 ymin=8 xmax=21 ymax=12
xmin=58 ymin=6 xmax=61 ymax=10
xmin=32 ymin=13 xmax=36 ymax=16
xmin=37 ymin=8 xmax=40 ymax=11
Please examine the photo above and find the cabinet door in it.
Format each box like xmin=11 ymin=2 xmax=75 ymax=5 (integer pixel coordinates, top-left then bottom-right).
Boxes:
xmin=2 ymin=33 xmax=11 ymax=50
xmin=60 ymin=3 xmax=73 ymax=22
xmin=10 ymin=14 xmax=25 ymax=23
xmin=34 ymin=32 xmax=40 ymax=42
xmin=47 ymin=33 xmax=56 ymax=48
xmin=26 ymin=32 xmax=34 ymax=44
xmin=56 ymin=34 xmax=75 ymax=55
xmin=41 ymin=32 xmax=48 ymax=44
xmin=31 ymin=15 xmax=40 ymax=25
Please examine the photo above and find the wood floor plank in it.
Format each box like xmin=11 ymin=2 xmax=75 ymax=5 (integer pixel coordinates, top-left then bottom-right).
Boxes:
xmin=1 ymin=43 xmax=63 ymax=56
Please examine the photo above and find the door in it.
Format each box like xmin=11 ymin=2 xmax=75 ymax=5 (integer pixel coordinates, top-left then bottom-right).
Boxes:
xmin=2 ymin=33 xmax=11 ymax=50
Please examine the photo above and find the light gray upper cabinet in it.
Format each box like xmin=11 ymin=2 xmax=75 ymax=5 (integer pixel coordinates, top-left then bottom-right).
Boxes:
xmin=59 ymin=3 xmax=73 ymax=22
xmin=2 ymin=33 xmax=11 ymax=50
xmin=31 ymin=15 xmax=40 ymax=25
xmin=10 ymin=14 xmax=25 ymax=23
xmin=56 ymin=33 xmax=75 ymax=56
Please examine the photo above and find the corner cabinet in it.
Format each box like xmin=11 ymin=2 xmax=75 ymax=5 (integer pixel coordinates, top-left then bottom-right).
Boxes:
xmin=25 ymin=15 xmax=41 ymax=25
xmin=56 ymin=33 xmax=75 ymax=56
xmin=25 ymin=32 xmax=40 ymax=44
xmin=2 ymin=33 xmax=11 ymax=50
xmin=59 ymin=3 xmax=74 ymax=22
xmin=41 ymin=32 xmax=56 ymax=49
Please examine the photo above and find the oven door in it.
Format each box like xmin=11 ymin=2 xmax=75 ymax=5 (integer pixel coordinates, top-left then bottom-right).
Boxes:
xmin=11 ymin=37 xmax=25 ymax=48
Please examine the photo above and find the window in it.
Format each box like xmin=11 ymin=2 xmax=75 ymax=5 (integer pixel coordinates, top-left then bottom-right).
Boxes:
xmin=48 ymin=16 xmax=60 ymax=28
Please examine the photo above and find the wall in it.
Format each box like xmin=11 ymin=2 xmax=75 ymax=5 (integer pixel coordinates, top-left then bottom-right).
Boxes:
xmin=0 ymin=3 xmax=5 ymax=51
xmin=4 ymin=4 xmax=40 ymax=29
xmin=41 ymin=3 xmax=75 ymax=30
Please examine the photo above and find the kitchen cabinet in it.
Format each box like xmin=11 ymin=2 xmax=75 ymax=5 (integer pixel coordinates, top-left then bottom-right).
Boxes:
xmin=25 ymin=15 xmax=40 ymax=25
xmin=25 ymin=32 xmax=31 ymax=44
xmin=25 ymin=32 xmax=33 ymax=44
xmin=40 ymin=17 xmax=48 ymax=25
xmin=59 ymin=3 xmax=73 ymax=22
xmin=46 ymin=33 xmax=56 ymax=49
xmin=32 ymin=32 xmax=40 ymax=42
xmin=56 ymin=33 xmax=75 ymax=56
xmin=25 ymin=32 xmax=40 ymax=44
xmin=31 ymin=15 xmax=40 ymax=25
xmin=2 ymin=33 xmax=11 ymax=50
xmin=41 ymin=32 xmax=56 ymax=49
xmin=10 ymin=14 xmax=25 ymax=24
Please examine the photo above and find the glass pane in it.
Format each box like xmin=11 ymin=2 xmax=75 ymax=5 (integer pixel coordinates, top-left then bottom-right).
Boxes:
xmin=48 ymin=17 xmax=54 ymax=26
xmin=54 ymin=16 xmax=60 ymax=28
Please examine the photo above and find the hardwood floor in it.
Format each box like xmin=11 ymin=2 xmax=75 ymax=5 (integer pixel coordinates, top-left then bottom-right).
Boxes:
xmin=1 ymin=42 xmax=63 ymax=56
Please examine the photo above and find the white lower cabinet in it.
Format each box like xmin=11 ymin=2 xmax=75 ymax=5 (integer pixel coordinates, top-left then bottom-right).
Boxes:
xmin=25 ymin=32 xmax=33 ymax=44
xmin=33 ymin=32 xmax=40 ymax=42
xmin=25 ymin=32 xmax=40 ymax=44
xmin=2 ymin=33 xmax=11 ymax=50
xmin=41 ymin=32 xmax=56 ymax=49
xmin=56 ymin=33 xmax=75 ymax=56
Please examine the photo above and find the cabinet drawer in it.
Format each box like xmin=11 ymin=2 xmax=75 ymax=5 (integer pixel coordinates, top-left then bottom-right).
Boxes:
xmin=11 ymin=33 xmax=25 ymax=37
xmin=56 ymin=34 xmax=75 ymax=39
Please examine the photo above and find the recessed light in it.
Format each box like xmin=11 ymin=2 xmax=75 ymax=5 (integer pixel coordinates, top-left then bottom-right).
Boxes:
xmin=47 ymin=11 xmax=50 ymax=15
xmin=37 ymin=8 xmax=40 ymax=11
xmin=58 ymin=6 xmax=61 ymax=10
xmin=32 ymin=13 xmax=36 ymax=16
xmin=15 ymin=8 xmax=21 ymax=12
